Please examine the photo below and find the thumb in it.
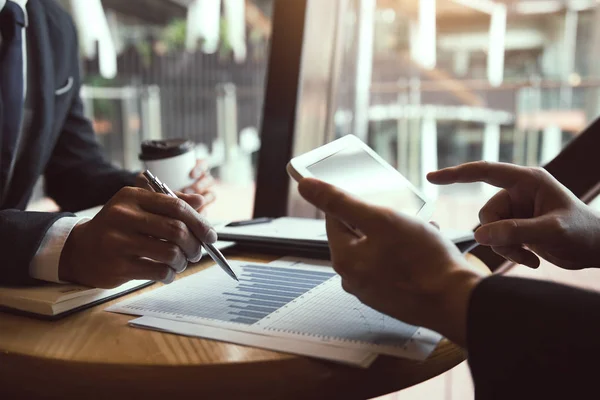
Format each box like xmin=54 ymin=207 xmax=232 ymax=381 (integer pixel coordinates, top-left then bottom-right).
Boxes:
xmin=175 ymin=192 xmax=206 ymax=212
xmin=298 ymin=178 xmax=383 ymax=235
xmin=475 ymin=216 xmax=557 ymax=246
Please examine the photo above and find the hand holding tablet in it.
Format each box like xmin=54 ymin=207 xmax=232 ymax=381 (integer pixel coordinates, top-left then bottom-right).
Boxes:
xmin=287 ymin=135 xmax=434 ymax=224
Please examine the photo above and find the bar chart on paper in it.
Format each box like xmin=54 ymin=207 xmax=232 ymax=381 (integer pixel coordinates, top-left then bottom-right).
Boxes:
xmin=108 ymin=264 xmax=335 ymax=326
xmin=223 ymin=265 xmax=336 ymax=324
xmin=107 ymin=262 xmax=441 ymax=360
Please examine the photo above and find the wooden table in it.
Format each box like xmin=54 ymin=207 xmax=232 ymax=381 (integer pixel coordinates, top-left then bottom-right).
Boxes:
xmin=0 ymin=252 xmax=487 ymax=399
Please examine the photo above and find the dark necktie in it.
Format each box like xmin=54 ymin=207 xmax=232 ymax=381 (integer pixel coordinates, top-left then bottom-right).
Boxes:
xmin=0 ymin=2 xmax=25 ymax=193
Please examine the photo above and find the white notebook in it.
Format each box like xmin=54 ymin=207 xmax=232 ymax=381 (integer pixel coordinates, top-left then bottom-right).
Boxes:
xmin=0 ymin=280 xmax=151 ymax=318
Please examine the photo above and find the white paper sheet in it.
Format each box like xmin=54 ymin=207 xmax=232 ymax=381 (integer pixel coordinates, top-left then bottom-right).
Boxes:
xmin=130 ymin=316 xmax=377 ymax=368
xmin=268 ymin=256 xmax=332 ymax=268
xmin=107 ymin=261 xmax=441 ymax=362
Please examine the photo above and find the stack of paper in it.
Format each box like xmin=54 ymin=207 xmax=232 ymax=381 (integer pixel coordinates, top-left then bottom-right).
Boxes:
xmin=107 ymin=258 xmax=443 ymax=368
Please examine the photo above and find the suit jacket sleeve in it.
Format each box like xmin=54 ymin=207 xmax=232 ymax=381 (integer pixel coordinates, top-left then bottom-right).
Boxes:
xmin=0 ymin=210 xmax=74 ymax=285
xmin=43 ymin=22 xmax=137 ymax=212
xmin=467 ymin=275 xmax=600 ymax=399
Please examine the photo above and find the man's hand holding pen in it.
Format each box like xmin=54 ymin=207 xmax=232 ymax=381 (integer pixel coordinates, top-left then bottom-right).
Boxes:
xmin=59 ymin=183 xmax=218 ymax=289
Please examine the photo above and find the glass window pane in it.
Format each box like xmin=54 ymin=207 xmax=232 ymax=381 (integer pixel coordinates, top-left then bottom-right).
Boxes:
xmin=294 ymin=0 xmax=597 ymax=231
xmin=57 ymin=0 xmax=274 ymax=221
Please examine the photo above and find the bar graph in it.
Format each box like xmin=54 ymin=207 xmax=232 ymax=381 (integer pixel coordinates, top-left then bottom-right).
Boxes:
xmin=113 ymin=263 xmax=335 ymax=326
xmin=108 ymin=261 xmax=441 ymax=360
xmin=224 ymin=265 xmax=335 ymax=324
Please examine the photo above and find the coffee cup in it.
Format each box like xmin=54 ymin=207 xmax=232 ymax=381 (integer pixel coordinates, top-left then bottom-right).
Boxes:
xmin=139 ymin=139 xmax=196 ymax=191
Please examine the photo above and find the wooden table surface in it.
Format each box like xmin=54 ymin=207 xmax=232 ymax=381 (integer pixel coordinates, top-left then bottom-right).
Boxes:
xmin=0 ymin=252 xmax=487 ymax=399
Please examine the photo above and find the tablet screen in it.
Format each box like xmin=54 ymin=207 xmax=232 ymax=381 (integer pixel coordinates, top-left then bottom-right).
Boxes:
xmin=306 ymin=146 xmax=426 ymax=216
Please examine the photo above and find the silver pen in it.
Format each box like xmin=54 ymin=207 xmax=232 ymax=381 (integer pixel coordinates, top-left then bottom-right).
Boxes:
xmin=142 ymin=170 xmax=239 ymax=282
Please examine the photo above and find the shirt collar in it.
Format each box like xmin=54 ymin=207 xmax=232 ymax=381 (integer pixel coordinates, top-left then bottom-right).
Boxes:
xmin=10 ymin=0 xmax=28 ymax=9
xmin=1 ymin=0 xmax=29 ymax=26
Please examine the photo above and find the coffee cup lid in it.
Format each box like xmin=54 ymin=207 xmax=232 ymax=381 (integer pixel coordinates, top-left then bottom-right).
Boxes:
xmin=139 ymin=139 xmax=195 ymax=161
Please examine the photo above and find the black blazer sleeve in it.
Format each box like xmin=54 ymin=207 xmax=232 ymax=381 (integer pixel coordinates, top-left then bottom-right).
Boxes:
xmin=467 ymin=275 xmax=600 ymax=399
xmin=43 ymin=20 xmax=137 ymax=212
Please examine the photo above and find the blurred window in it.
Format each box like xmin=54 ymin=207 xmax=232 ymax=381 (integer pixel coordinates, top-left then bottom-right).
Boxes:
xmin=291 ymin=0 xmax=599 ymax=231
xmin=31 ymin=0 xmax=275 ymax=221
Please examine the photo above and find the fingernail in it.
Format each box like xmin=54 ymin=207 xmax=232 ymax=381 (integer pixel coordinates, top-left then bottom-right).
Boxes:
xmin=191 ymin=166 xmax=203 ymax=179
xmin=176 ymin=260 xmax=188 ymax=273
xmin=183 ymin=188 xmax=194 ymax=194
xmin=161 ymin=269 xmax=175 ymax=284
xmin=203 ymin=192 xmax=216 ymax=203
xmin=475 ymin=227 xmax=491 ymax=244
xmin=190 ymin=252 xmax=203 ymax=263
xmin=206 ymin=229 xmax=218 ymax=244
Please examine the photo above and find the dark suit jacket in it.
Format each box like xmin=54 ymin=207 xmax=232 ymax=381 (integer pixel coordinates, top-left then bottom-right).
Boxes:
xmin=0 ymin=0 xmax=137 ymax=285
xmin=468 ymin=275 xmax=600 ymax=399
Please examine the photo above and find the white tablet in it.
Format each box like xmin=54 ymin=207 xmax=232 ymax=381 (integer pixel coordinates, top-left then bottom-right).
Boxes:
xmin=287 ymin=134 xmax=434 ymax=220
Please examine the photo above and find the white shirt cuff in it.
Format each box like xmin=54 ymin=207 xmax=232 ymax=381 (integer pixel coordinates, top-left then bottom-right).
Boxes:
xmin=29 ymin=216 xmax=91 ymax=283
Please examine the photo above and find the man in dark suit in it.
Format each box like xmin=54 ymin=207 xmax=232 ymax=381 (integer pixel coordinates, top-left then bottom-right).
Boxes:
xmin=1 ymin=0 xmax=216 ymax=288
xmin=299 ymin=161 xmax=600 ymax=399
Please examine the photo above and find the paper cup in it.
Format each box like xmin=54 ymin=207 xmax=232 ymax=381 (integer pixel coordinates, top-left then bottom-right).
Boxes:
xmin=140 ymin=139 xmax=196 ymax=191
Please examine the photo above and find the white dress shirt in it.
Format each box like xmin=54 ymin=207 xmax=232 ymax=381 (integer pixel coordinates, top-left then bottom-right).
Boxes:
xmin=1 ymin=0 xmax=87 ymax=283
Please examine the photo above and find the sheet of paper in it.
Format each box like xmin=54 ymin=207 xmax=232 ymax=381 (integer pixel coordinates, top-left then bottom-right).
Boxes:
xmin=107 ymin=261 xmax=441 ymax=361
xmin=130 ymin=316 xmax=377 ymax=368
xmin=268 ymin=256 xmax=332 ymax=268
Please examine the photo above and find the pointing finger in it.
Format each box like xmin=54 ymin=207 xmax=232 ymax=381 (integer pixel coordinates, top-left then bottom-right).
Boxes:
xmin=427 ymin=161 xmax=534 ymax=189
